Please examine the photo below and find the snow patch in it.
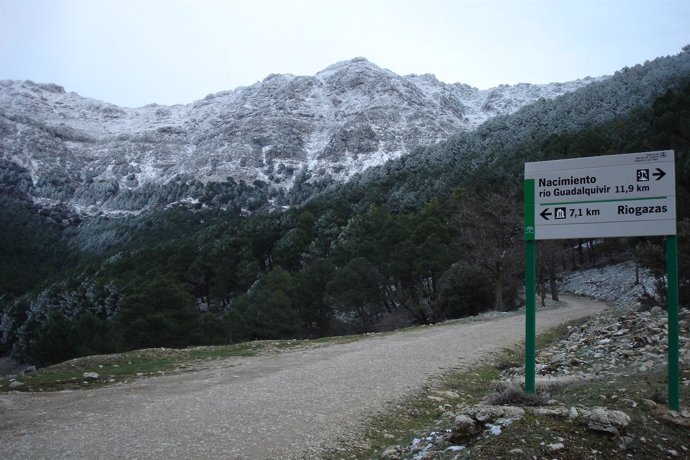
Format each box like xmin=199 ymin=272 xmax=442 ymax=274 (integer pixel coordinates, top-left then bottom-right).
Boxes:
xmin=559 ymin=260 xmax=656 ymax=307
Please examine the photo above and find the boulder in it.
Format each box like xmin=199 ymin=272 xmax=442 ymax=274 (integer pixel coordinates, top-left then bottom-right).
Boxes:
xmin=450 ymin=414 xmax=480 ymax=443
xmin=380 ymin=446 xmax=401 ymax=460
xmin=581 ymin=407 xmax=630 ymax=436
xmin=83 ymin=372 xmax=100 ymax=381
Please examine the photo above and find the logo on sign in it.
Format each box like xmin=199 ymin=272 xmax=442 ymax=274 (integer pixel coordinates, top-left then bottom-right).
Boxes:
xmin=637 ymin=169 xmax=649 ymax=181
xmin=555 ymin=207 xmax=566 ymax=219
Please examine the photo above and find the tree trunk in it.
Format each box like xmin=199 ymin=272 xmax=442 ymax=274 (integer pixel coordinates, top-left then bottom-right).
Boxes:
xmin=587 ymin=240 xmax=595 ymax=266
xmin=538 ymin=266 xmax=546 ymax=308
xmin=495 ymin=261 xmax=504 ymax=311
xmin=549 ymin=260 xmax=559 ymax=301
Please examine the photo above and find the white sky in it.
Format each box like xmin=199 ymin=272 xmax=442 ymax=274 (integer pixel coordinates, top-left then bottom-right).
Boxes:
xmin=1 ymin=0 xmax=689 ymax=108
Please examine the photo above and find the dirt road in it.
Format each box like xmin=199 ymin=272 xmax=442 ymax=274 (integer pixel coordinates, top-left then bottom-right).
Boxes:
xmin=0 ymin=296 xmax=606 ymax=459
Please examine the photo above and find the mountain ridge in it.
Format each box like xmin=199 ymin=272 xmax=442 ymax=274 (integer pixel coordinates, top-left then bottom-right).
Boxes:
xmin=0 ymin=57 xmax=602 ymax=214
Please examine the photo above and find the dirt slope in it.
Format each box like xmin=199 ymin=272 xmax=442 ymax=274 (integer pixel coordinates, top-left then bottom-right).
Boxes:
xmin=0 ymin=296 xmax=606 ymax=459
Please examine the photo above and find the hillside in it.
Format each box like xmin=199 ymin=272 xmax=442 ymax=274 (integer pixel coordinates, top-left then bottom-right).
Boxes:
xmin=0 ymin=58 xmax=596 ymax=215
xmin=1 ymin=48 xmax=690 ymax=369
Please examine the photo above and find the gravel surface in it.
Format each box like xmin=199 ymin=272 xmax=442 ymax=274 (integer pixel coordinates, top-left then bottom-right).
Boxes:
xmin=0 ymin=296 xmax=606 ymax=459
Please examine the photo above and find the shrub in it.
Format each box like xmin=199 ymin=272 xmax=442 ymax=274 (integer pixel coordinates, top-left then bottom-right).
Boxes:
xmin=436 ymin=262 xmax=493 ymax=319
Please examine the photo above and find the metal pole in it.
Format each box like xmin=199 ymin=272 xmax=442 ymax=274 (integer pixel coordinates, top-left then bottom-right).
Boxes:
xmin=666 ymin=235 xmax=679 ymax=411
xmin=525 ymin=239 xmax=536 ymax=394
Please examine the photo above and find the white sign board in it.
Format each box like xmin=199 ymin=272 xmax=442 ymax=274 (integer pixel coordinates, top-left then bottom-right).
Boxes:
xmin=525 ymin=150 xmax=676 ymax=240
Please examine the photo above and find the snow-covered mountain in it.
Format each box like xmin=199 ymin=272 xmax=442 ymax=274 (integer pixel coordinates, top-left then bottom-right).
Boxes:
xmin=0 ymin=57 xmax=601 ymax=212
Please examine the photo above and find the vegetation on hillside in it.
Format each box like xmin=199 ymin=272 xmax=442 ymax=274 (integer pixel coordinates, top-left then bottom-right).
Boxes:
xmin=1 ymin=52 xmax=690 ymax=366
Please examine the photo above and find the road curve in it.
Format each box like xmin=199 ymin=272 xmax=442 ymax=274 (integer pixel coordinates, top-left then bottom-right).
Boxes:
xmin=0 ymin=296 xmax=606 ymax=459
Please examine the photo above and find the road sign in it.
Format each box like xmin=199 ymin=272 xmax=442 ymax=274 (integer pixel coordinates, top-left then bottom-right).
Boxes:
xmin=524 ymin=150 xmax=676 ymax=240
xmin=522 ymin=149 xmax=680 ymax=412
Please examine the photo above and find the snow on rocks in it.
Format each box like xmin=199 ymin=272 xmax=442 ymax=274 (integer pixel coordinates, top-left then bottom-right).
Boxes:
xmin=559 ymin=260 xmax=656 ymax=308
xmin=0 ymin=64 xmax=600 ymax=214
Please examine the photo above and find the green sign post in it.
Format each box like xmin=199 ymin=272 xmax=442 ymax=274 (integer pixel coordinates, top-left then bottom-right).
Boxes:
xmin=667 ymin=235 xmax=680 ymax=410
xmin=524 ymin=150 xmax=679 ymax=410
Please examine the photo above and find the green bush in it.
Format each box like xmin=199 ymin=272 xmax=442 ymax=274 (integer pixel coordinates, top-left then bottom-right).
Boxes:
xmin=436 ymin=262 xmax=493 ymax=319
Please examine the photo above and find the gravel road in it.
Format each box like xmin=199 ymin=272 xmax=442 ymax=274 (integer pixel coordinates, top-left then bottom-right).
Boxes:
xmin=0 ymin=296 xmax=606 ymax=459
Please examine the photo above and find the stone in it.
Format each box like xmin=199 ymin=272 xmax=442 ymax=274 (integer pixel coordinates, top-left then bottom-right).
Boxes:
xmin=9 ymin=380 xmax=24 ymax=389
xmin=621 ymin=398 xmax=638 ymax=408
xmin=582 ymin=407 xmax=630 ymax=436
xmin=569 ymin=407 xmax=579 ymax=418
xmin=83 ymin=372 xmax=99 ymax=380
xmin=569 ymin=357 xmax=584 ymax=366
xmin=618 ymin=436 xmax=635 ymax=450
xmin=450 ymin=414 xmax=480 ymax=443
xmin=508 ymin=448 xmax=524 ymax=454
xmin=531 ymin=406 xmax=569 ymax=418
xmin=549 ymin=353 xmax=566 ymax=364
xmin=427 ymin=396 xmax=444 ymax=403
xmin=434 ymin=390 xmax=460 ymax=399
xmin=641 ymin=399 xmax=657 ymax=409
xmin=469 ymin=405 xmax=525 ymax=423
xmin=598 ymin=338 xmax=612 ymax=345
xmin=548 ymin=442 xmax=565 ymax=451
xmin=380 ymin=446 xmax=401 ymax=459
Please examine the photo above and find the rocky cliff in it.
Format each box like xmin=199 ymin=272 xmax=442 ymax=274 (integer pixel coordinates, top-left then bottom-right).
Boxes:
xmin=0 ymin=58 xmax=600 ymax=213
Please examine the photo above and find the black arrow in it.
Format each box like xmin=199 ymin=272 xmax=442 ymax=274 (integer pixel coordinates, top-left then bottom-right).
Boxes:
xmin=540 ymin=208 xmax=552 ymax=220
xmin=652 ymin=168 xmax=666 ymax=181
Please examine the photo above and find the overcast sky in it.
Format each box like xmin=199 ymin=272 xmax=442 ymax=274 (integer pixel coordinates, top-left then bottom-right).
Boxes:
xmin=1 ymin=0 xmax=689 ymax=108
